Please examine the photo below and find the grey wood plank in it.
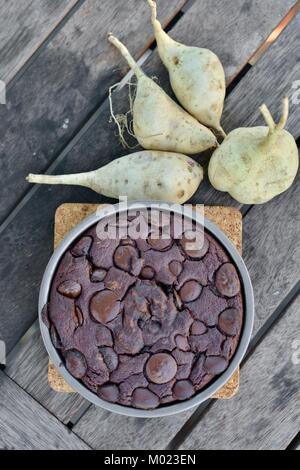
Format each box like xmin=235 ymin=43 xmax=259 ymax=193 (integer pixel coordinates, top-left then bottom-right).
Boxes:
xmin=0 ymin=7 xmax=299 ymax=350
xmin=0 ymin=370 xmax=90 ymax=449
xmin=5 ymin=321 xmax=88 ymax=424
xmin=72 ymin=17 xmax=300 ymax=449
xmin=144 ymin=9 xmax=300 ymax=208
xmin=2 ymin=0 xmax=298 ymax=440
xmin=73 ymin=405 xmax=194 ymax=451
xmin=0 ymin=0 xmax=186 ymax=354
xmin=0 ymin=0 xmax=186 ymax=223
xmin=0 ymin=0 xmax=79 ymax=83
xmin=179 ymin=294 xmax=300 ymax=450
xmin=0 ymin=0 xmax=296 ymax=353
xmin=149 ymin=0 xmax=296 ymax=84
xmin=242 ymin=181 xmax=300 ymax=331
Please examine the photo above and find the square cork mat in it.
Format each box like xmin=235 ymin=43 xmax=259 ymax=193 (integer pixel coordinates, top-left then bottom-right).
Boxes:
xmin=48 ymin=203 xmax=242 ymax=399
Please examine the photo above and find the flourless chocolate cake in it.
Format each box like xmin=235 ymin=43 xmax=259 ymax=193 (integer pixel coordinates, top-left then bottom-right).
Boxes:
xmin=44 ymin=210 xmax=243 ymax=409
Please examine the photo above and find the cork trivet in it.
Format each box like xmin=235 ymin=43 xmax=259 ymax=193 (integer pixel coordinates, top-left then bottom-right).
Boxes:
xmin=49 ymin=203 xmax=242 ymax=399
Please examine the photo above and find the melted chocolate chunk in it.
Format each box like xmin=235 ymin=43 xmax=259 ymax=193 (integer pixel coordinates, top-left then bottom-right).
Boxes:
xmin=179 ymin=280 xmax=202 ymax=302
xmin=41 ymin=304 xmax=50 ymax=329
xmin=173 ymin=380 xmax=194 ymax=400
xmin=180 ymin=231 xmax=209 ymax=258
xmin=99 ymin=347 xmax=119 ymax=371
xmin=132 ymin=388 xmax=159 ymax=409
xmin=58 ymin=280 xmax=81 ymax=298
xmin=191 ymin=321 xmax=207 ymax=335
xmin=90 ymin=290 xmax=120 ymax=324
xmin=65 ymin=350 xmax=87 ymax=379
xmin=169 ymin=260 xmax=183 ymax=276
xmin=98 ymin=384 xmax=119 ymax=403
xmin=175 ymin=335 xmax=190 ymax=351
xmin=218 ymin=308 xmax=241 ymax=336
xmin=91 ymin=268 xmax=107 ymax=282
xmin=114 ymin=245 xmax=143 ymax=275
xmin=141 ymin=266 xmax=155 ymax=279
xmin=146 ymin=353 xmax=177 ymax=384
xmin=204 ymin=356 xmax=228 ymax=375
xmin=148 ymin=232 xmax=172 ymax=251
xmin=71 ymin=236 xmax=92 ymax=257
xmin=216 ymin=263 xmax=241 ymax=297
xmin=49 ymin=211 xmax=244 ymax=409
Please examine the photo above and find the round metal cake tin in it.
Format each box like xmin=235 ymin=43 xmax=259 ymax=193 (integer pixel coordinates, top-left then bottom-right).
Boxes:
xmin=39 ymin=201 xmax=254 ymax=418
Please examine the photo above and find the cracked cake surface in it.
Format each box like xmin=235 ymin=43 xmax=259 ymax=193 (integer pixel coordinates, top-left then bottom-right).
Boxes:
xmin=45 ymin=210 xmax=243 ymax=409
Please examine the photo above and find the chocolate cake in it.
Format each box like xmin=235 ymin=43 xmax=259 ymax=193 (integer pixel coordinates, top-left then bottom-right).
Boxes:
xmin=45 ymin=210 xmax=243 ymax=409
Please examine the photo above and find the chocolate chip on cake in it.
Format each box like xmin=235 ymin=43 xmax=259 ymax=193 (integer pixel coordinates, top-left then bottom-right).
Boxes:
xmin=218 ymin=308 xmax=241 ymax=336
xmin=132 ymin=388 xmax=160 ymax=409
xmin=48 ymin=210 xmax=244 ymax=410
xmin=71 ymin=236 xmax=92 ymax=257
xmin=173 ymin=380 xmax=194 ymax=400
xmin=90 ymin=290 xmax=120 ymax=324
xmin=179 ymin=280 xmax=202 ymax=302
xmin=91 ymin=268 xmax=107 ymax=282
xmin=169 ymin=260 xmax=183 ymax=276
xmin=141 ymin=266 xmax=155 ymax=279
xmin=175 ymin=335 xmax=190 ymax=351
xmin=180 ymin=230 xmax=209 ymax=258
xmin=65 ymin=350 xmax=87 ymax=379
xmin=99 ymin=347 xmax=119 ymax=371
xmin=216 ymin=263 xmax=241 ymax=297
xmin=204 ymin=356 xmax=228 ymax=375
xmin=148 ymin=232 xmax=172 ymax=251
xmin=58 ymin=280 xmax=81 ymax=298
xmin=146 ymin=353 xmax=177 ymax=384
xmin=191 ymin=321 xmax=207 ymax=335
xmin=114 ymin=245 xmax=139 ymax=273
xmin=98 ymin=384 xmax=119 ymax=403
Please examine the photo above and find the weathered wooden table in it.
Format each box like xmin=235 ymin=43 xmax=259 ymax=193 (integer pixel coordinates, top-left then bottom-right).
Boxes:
xmin=0 ymin=0 xmax=299 ymax=450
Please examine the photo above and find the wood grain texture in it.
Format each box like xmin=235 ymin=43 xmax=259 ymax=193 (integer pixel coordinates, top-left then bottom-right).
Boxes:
xmin=242 ymin=175 xmax=300 ymax=332
xmin=0 ymin=371 xmax=90 ymax=449
xmin=0 ymin=0 xmax=79 ymax=83
xmin=0 ymin=1 xmax=296 ymax=353
xmin=179 ymin=294 xmax=300 ymax=450
xmin=0 ymin=0 xmax=186 ymax=352
xmin=0 ymin=0 xmax=186 ymax=223
xmin=184 ymin=12 xmax=300 ymax=207
xmin=48 ymin=203 xmax=241 ymax=398
xmin=1 ymin=0 xmax=298 ymax=451
xmin=73 ymin=18 xmax=300 ymax=449
xmin=5 ymin=322 xmax=87 ymax=424
xmin=4 ymin=204 xmax=240 ymax=431
xmin=169 ymin=19 xmax=300 ymax=446
xmin=150 ymin=0 xmax=296 ymax=84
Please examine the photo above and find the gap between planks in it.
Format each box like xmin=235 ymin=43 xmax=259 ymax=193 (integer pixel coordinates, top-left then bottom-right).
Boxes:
xmin=0 ymin=369 xmax=92 ymax=449
xmin=0 ymin=0 xmax=85 ymax=85
xmin=249 ymin=0 xmax=300 ymax=66
xmin=68 ymin=17 xmax=300 ymax=447
xmin=0 ymin=1 xmax=187 ymax=238
xmin=0 ymin=0 xmax=296 ymax=238
xmin=167 ymin=277 xmax=300 ymax=449
xmin=1 ymin=0 xmax=298 ymax=446
xmin=286 ymin=430 xmax=300 ymax=450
